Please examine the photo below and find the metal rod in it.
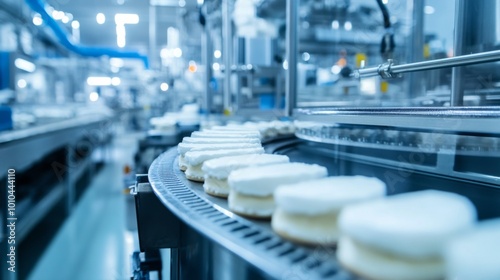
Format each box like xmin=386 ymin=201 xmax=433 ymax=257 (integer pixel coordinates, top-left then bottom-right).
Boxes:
xmin=450 ymin=0 xmax=466 ymax=106
xmin=356 ymin=49 xmax=500 ymax=78
xmin=285 ymin=0 xmax=298 ymax=117
xmin=222 ymin=0 xmax=232 ymax=113
xmin=149 ymin=3 xmax=157 ymax=70
xmin=406 ymin=0 xmax=425 ymax=99
xmin=201 ymin=28 xmax=212 ymax=114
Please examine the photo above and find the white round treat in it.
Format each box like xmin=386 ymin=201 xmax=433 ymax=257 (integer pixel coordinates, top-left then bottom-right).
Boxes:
xmin=272 ymin=209 xmax=340 ymax=245
xmin=184 ymin=147 xmax=264 ymax=166
xmin=191 ymin=131 xmax=260 ymax=139
xmin=181 ymin=137 xmax=261 ymax=144
xmin=274 ymin=176 xmax=386 ymax=215
xmin=203 ymin=124 xmax=260 ymax=134
xmin=178 ymin=155 xmax=187 ymax=171
xmin=228 ymin=163 xmax=328 ymax=196
xmin=228 ymin=190 xmax=275 ymax=218
xmin=339 ymin=190 xmax=477 ymax=259
xmin=445 ymin=218 xmax=500 ymax=280
xmin=202 ymin=154 xmax=289 ymax=179
xmin=177 ymin=142 xmax=261 ymax=155
xmin=203 ymin=177 xmax=230 ymax=197
xmin=337 ymin=236 xmax=444 ymax=280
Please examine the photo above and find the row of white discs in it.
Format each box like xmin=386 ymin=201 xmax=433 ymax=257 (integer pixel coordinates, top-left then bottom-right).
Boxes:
xmin=176 ymin=126 xmax=498 ymax=280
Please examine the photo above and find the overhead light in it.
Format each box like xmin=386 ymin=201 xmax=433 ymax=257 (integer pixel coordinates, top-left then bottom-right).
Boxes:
xmin=71 ymin=20 xmax=80 ymax=29
xmin=197 ymin=0 xmax=204 ymax=5
xmin=160 ymin=83 xmax=169 ymax=91
xmin=116 ymin=24 xmax=126 ymax=48
xmin=52 ymin=10 xmax=64 ymax=20
xmin=110 ymin=58 xmax=124 ymax=68
xmin=331 ymin=65 xmax=341 ymax=75
xmin=115 ymin=13 xmax=139 ymax=25
xmin=89 ymin=92 xmax=99 ymax=102
xmin=424 ymin=5 xmax=435 ymax=14
xmin=331 ymin=20 xmax=339 ymax=30
xmin=160 ymin=48 xmax=169 ymax=58
xmin=344 ymin=21 xmax=352 ymax=31
xmin=96 ymin=13 xmax=106 ymax=24
xmin=33 ymin=14 xmax=43 ymax=26
xmin=111 ymin=77 xmax=121 ymax=86
xmin=17 ymin=79 xmax=27 ymax=89
xmin=213 ymin=50 xmax=221 ymax=59
xmin=15 ymin=58 xmax=36 ymax=72
xmin=87 ymin=77 xmax=112 ymax=86
xmin=179 ymin=0 xmax=186 ymax=7
xmin=302 ymin=52 xmax=310 ymax=62
xmin=382 ymin=0 xmax=388 ymax=4
xmin=212 ymin=63 xmax=220 ymax=71
xmin=173 ymin=48 xmax=182 ymax=58
xmin=62 ymin=15 xmax=69 ymax=24
xmin=95 ymin=13 xmax=106 ymax=24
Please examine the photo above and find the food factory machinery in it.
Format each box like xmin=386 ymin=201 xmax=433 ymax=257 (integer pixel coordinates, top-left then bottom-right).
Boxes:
xmin=134 ymin=0 xmax=500 ymax=279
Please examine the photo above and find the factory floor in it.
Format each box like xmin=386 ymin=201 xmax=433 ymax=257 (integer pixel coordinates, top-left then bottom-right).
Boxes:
xmin=28 ymin=129 xmax=170 ymax=280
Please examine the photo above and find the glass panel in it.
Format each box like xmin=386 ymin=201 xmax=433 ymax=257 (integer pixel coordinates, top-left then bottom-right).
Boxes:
xmin=296 ymin=0 xmax=500 ymax=108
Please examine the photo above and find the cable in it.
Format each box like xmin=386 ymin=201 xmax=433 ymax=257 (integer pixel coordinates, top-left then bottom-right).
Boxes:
xmin=375 ymin=0 xmax=395 ymax=60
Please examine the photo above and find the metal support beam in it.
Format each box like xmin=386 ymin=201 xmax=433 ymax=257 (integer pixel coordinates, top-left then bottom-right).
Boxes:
xmin=285 ymin=0 xmax=298 ymax=117
xmin=222 ymin=0 xmax=232 ymax=113
xmin=149 ymin=3 xmax=158 ymax=70
xmin=202 ymin=28 xmax=212 ymax=114
xmin=406 ymin=0 xmax=425 ymax=99
xmin=450 ymin=0 xmax=466 ymax=106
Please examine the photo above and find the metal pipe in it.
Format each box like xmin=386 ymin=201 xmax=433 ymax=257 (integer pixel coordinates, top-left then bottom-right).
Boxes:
xmin=25 ymin=0 xmax=149 ymax=68
xmin=222 ymin=0 xmax=232 ymax=113
xmin=406 ymin=0 xmax=425 ymax=99
xmin=149 ymin=3 xmax=157 ymax=70
xmin=450 ymin=0 xmax=466 ymax=106
xmin=202 ymin=28 xmax=212 ymax=114
xmin=356 ymin=49 xmax=500 ymax=78
xmin=285 ymin=0 xmax=298 ymax=117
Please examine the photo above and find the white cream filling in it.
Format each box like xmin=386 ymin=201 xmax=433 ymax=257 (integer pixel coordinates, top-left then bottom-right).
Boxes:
xmin=178 ymin=155 xmax=187 ymax=171
xmin=203 ymin=176 xmax=229 ymax=197
xmin=185 ymin=164 xmax=204 ymax=181
xmin=271 ymin=209 xmax=340 ymax=245
xmin=337 ymin=236 xmax=444 ymax=280
xmin=228 ymin=190 xmax=275 ymax=217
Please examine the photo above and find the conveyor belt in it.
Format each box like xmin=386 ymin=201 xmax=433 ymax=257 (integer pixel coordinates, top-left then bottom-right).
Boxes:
xmin=148 ymin=147 xmax=361 ymax=280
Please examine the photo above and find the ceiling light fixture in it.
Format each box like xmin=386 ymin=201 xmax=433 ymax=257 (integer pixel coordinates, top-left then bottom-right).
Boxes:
xmin=17 ymin=79 xmax=27 ymax=89
xmin=71 ymin=20 xmax=80 ymax=29
xmin=116 ymin=24 xmax=126 ymax=48
xmin=33 ymin=14 xmax=43 ymax=26
xmin=15 ymin=58 xmax=36 ymax=72
xmin=89 ymin=92 xmax=99 ymax=102
xmin=111 ymin=77 xmax=121 ymax=86
xmin=87 ymin=77 xmax=112 ymax=86
xmin=115 ymin=13 xmax=139 ymax=25
xmin=96 ymin=13 xmax=106 ymax=24
xmin=178 ymin=0 xmax=186 ymax=7
xmin=214 ymin=50 xmax=221 ymax=58
xmin=160 ymin=83 xmax=169 ymax=91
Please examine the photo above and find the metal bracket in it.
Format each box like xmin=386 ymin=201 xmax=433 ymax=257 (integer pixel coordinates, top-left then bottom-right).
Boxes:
xmin=377 ymin=59 xmax=402 ymax=79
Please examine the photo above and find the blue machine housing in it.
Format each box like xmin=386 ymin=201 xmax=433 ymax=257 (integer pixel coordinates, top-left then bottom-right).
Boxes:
xmin=0 ymin=106 xmax=13 ymax=131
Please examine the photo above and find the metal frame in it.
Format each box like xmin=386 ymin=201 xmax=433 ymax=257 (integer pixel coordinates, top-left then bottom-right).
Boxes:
xmin=294 ymin=107 xmax=500 ymax=135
